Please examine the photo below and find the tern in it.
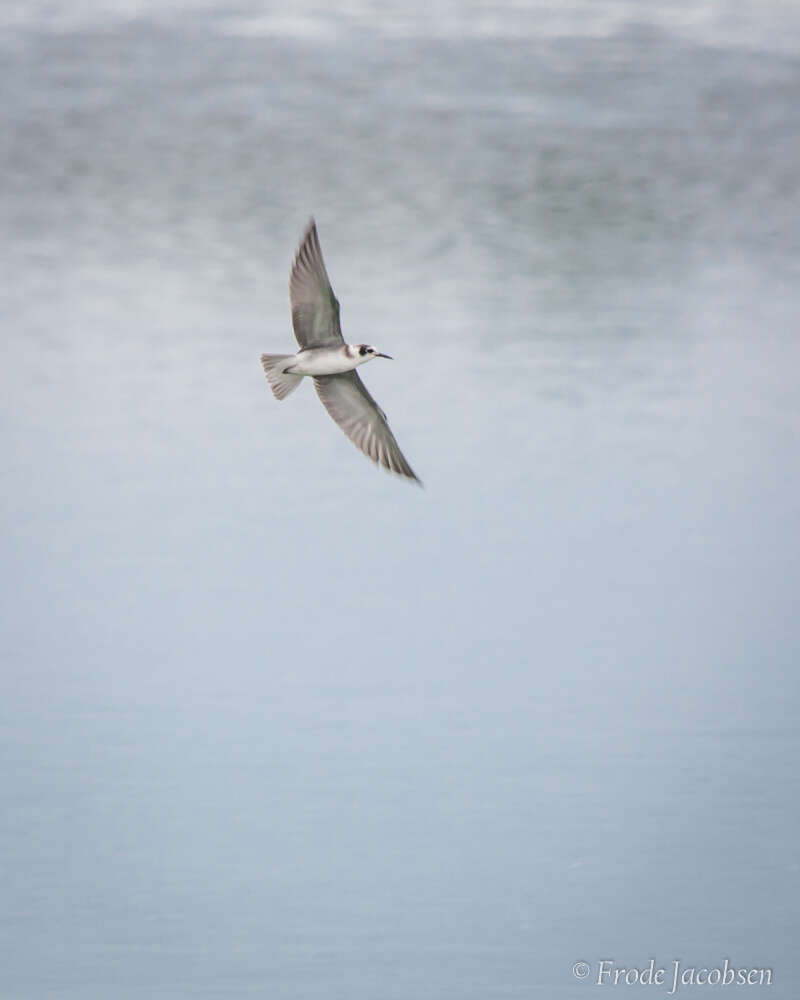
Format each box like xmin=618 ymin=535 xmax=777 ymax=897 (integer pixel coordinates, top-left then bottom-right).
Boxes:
xmin=260 ymin=219 xmax=421 ymax=484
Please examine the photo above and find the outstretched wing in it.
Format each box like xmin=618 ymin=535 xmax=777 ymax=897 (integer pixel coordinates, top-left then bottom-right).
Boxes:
xmin=290 ymin=219 xmax=344 ymax=349
xmin=313 ymin=371 xmax=421 ymax=484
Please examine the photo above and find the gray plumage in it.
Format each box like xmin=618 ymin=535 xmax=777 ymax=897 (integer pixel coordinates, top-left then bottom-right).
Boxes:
xmin=313 ymin=371 xmax=419 ymax=482
xmin=290 ymin=221 xmax=343 ymax=349
xmin=260 ymin=220 xmax=421 ymax=485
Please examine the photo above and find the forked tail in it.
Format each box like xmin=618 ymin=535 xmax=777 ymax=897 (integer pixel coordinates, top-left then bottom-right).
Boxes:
xmin=260 ymin=354 xmax=303 ymax=400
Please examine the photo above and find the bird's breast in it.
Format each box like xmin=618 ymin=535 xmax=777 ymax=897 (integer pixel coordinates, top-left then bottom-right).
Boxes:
xmin=286 ymin=348 xmax=357 ymax=376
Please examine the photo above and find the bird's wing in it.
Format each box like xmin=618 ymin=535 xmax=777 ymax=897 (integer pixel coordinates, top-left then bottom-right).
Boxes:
xmin=313 ymin=371 xmax=421 ymax=484
xmin=289 ymin=219 xmax=344 ymax=349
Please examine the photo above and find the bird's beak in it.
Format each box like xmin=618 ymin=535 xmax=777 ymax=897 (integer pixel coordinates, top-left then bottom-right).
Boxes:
xmin=376 ymin=353 xmax=393 ymax=359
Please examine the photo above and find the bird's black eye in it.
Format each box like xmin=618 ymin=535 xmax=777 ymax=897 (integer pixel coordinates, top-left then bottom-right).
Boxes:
xmin=359 ymin=345 xmax=369 ymax=356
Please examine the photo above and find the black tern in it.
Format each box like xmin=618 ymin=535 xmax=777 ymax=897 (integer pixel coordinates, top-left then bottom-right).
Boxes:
xmin=261 ymin=220 xmax=421 ymax=484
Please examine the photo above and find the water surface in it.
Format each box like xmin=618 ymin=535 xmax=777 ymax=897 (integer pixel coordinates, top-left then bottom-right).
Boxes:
xmin=1 ymin=2 xmax=799 ymax=997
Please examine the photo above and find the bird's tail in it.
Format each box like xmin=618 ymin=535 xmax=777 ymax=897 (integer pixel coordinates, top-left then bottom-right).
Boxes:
xmin=260 ymin=354 xmax=303 ymax=401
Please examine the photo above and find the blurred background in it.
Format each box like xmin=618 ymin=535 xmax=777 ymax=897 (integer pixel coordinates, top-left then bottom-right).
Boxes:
xmin=1 ymin=1 xmax=799 ymax=997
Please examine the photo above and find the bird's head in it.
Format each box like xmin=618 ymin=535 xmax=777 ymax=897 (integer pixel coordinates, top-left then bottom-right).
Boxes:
xmin=355 ymin=344 xmax=393 ymax=364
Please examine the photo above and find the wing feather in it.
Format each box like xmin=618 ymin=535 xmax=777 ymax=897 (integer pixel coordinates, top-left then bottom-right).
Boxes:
xmin=289 ymin=219 xmax=344 ymax=349
xmin=313 ymin=371 xmax=421 ymax=484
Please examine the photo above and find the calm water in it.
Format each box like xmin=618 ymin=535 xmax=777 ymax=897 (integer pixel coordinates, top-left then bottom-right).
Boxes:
xmin=2 ymin=2 xmax=799 ymax=997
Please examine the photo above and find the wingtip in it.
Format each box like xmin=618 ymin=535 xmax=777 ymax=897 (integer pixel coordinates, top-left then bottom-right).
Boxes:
xmin=385 ymin=466 xmax=423 ymax=487
xmin=294 ymin=217 xmax=322 ymax=264
xmin=397 ymin=466 xmax=423 ymax=487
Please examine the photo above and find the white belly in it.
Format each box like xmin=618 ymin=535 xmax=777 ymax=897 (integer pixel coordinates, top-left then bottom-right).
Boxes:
xmin=285 ymin=347 xmax=358 ymax=376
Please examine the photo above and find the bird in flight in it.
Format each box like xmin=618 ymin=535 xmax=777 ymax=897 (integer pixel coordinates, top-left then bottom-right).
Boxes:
xmin=260 ymin=219 xmax=421 ymax=484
